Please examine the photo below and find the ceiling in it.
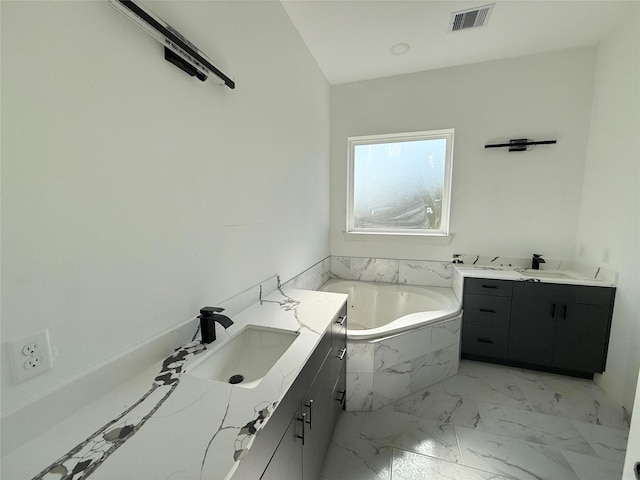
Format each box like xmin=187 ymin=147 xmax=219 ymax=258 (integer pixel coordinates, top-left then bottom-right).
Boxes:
xmin=281 ymin=0 xmax=638 ymax=85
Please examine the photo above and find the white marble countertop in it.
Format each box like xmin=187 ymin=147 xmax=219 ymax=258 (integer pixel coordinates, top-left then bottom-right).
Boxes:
xmin=2 ymin=288 xmax=347 ymax=480
xmin=454 ymin=265 xmax=616 ymax=287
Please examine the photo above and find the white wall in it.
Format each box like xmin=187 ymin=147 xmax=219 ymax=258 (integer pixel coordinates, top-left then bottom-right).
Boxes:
xmin=330 ymin=48 xmax=596 ymax=262
xmin=575 ymin=10 xmax=640 ymax=479
xmin=1 ymin=1 xmax=330 ymax=415
xmin=575 ymin=8 xmax=640 ymax=412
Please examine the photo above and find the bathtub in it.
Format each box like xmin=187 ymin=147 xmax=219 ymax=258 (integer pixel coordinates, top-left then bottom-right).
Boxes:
xmin=320 ymin=279 xmax=461 ymax=340
xmin=319 ymin=279 xmax=462 ymax=411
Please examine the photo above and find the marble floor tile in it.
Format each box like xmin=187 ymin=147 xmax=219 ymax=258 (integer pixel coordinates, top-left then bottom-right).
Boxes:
xmin=477 ymin=403 xmax=597 ymax=454
xmin=572 ymin=420 xmax=629 ymax=463
xmin=323 ymin=360 xmax=630 ymax=480
xmin=393 ymin=387 xmax=483 ymax=429
xmin=320 ymin=433 xmax=392 ymax=480
xmin=360 ymin=410 xmax=461 ymax=463
xmin=391 ymin=449 xmax=510 ymax=480
xmin=562 ymin=450 xmax=624 ymax=480
xmin=520 ymin=384 xmax=629 ymax=430
xmin=456 ymin=427 xmax=580 ymax=480
xmin=333 ymin=411 xmax=365 ymax=439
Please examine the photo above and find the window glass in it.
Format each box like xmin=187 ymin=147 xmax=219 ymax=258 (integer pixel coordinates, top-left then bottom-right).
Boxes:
xmin=347 ymin=130 xmax=453 ymax=236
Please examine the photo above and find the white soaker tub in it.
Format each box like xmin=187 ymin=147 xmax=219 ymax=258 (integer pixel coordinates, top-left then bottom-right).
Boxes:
xmin=320 ymin=279 xmax=461 ymax=341
xmin=319 ymin=279 xmax=462 ymax=411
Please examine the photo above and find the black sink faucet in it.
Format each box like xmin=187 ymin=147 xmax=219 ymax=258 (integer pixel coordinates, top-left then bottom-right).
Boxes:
xmin=198 ymin=307 xmax=234 ymax=344
xmin=531 ymin=254 xmax=546 ymax=270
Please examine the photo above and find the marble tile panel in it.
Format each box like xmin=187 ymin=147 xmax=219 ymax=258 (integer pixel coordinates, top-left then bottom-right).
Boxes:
xmin=346 ymin=373 xmax=373 ymax=412
xmin=431 ymin=317 xmax=461 ymax=351
xmin=285 ymin=260 xmax=327 ymax=291
xmin=392 ymin=449 xmax=510 ymax=480
xmin=393 ymin=386 xmax=483 ymax=430
xmin=456 ymin=427 xmax=580 ymax=480
xmin=572 ymin=420 xmax=629 ymax=463
xmin=477 ymin=403 xmax=597 ymax=454
xmin=320 ymin=433 xmax=392 ymax=480
xmin=409 ymin=344 xmax=460 ymax=394
xmin=398 ymin=260 xmax=454 ymax=287
xmin=520 ymin=384 xmax=629 ymax=430
xmin=373 ymin=327 xmax=431 ymax=371
xmin=458 ymin=360 xmax=545 ymax=391
xmin=360 ymin=410 xmax=461 ymax=463
xmin=372 ymin=362 xmax=411 ymax=410
xmin=347 ymin=342 xmax=374 ymax=374
xmin=330 ymin=256 xmax=352 ymax=280
xmin=561 ymin=450 xmax=624 ymax=480
xmin=350 ymin=257 xmax=399 ymax=283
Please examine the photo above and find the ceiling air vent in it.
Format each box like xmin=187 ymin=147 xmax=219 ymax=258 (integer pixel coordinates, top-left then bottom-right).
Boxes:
xmin=449 ymin=4 xmax=494 ymax=32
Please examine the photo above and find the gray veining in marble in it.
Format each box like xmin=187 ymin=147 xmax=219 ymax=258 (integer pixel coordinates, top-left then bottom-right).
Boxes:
xmin=320 ymin=434 xmax=392 ymax=480
xmin=350 ymin=257 xmax=399 ymax=283
xmin=392 ymin=449 xmax=510 ymax=480
xmin=399 ymin=260 xmax=454 ymax=287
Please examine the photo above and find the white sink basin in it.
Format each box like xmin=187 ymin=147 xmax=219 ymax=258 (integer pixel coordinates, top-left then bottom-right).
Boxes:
xmin=522 ymin=270 xmax=574 ymax=280
xmin=185 ymin=325 xmax=299 ymax=388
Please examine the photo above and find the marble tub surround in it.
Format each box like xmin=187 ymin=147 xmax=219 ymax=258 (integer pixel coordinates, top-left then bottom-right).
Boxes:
xmin=321 ymin=360 xmax=629 ymax=480
xmin=346 ymin=316 xmax=462 ymax=411
xmin=330 ymin=256 xmax=454 ymax=287
xmin=282 ymin=256 xmax=332 ymax=291
xmin=2 ymin=288 xmax=348 ymax=480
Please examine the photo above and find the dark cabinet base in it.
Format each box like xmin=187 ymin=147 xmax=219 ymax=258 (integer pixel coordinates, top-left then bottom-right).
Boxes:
xmin=461 ymin=353 xmax=595 ymax=380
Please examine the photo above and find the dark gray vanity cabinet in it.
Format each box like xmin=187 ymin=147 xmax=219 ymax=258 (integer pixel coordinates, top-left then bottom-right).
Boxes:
xmin=507 ymin=282 xmax=615 ymax=374
xmin=258 ymin=304 xmax=347 ymax=480
xmin=462 ymin=278 xmax=615 ymax=376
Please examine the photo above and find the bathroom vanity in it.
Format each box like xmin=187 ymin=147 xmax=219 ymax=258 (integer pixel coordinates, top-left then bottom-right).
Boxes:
xmin=459 ymin=270 xmax=616 ymax=378
xmin=2 ymin=288 xmax=348 ymax=480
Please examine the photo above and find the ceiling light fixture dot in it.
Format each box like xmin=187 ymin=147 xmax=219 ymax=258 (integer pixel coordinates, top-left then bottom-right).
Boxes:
xmin=390 ymin=42 xmax=410 ymax=55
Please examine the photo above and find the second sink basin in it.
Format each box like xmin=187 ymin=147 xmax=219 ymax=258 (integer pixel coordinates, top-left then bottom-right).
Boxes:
xmin=522 ymin=270 xmax=574 ymax=280
xmin=185 ymin=325 xmax=300 ymax=388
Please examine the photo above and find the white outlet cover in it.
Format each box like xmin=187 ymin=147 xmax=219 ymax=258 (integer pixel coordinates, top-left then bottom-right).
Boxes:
xmin=10 ymin=330 xmax=54 ymax=383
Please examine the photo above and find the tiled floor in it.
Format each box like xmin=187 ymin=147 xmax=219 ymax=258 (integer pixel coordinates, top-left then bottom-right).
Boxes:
xmin=320 ymin=360 xmax=630 ymax=480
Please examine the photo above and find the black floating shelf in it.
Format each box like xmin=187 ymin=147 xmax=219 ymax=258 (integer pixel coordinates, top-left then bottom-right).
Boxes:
xmin=485 ymin=138 xmax=557 ymax=152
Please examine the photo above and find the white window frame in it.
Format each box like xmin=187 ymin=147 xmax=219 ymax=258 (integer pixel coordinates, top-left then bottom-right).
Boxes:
xmin=346 ymin=129 xmax=454 ymax=238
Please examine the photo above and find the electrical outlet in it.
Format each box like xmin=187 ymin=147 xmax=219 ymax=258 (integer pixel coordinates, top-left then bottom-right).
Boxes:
xmin=10 ymin=330 xmax=54 ymax=383
xmin=24 ymin=355 xmax=43 ymax=369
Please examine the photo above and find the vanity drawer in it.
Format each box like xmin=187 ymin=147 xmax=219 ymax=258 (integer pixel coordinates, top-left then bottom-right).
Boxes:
xmin=463 ymin=294 xmax=511 ymax=328
xmin=462 ymin=325 xmax=509 ymax=359
xmin=464 ymin=278 xmax=513 ymax=297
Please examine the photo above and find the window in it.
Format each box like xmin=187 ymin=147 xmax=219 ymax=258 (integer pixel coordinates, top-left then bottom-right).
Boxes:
xmin=347 ymin=129 xmax=454 ymax=237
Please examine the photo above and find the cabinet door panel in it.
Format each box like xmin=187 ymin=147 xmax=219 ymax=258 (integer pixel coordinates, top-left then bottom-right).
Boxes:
xmin=553 ymin=303 xmax=611 ymax=373
xmin=303 ymin=357 xmax=335 ymax=480
xmin=507 ymin=298 xmax=556 ymax=366
xmin=260 ymin=412 xmax=303 ymax=480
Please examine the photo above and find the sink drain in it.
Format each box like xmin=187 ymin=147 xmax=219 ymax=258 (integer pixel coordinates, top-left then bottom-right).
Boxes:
xmin=229 ymin=374 xmax=244 ymax=385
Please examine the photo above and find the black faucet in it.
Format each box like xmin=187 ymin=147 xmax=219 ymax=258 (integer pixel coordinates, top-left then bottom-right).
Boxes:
xmin=531 ymin=254 xmax=546 ymax=270
xmin=198 ymin=306 xmax=234 ymax=344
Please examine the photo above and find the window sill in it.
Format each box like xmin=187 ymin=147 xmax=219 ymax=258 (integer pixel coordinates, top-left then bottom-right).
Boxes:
xmin=343 ymin=231 xmax=455 ymax=244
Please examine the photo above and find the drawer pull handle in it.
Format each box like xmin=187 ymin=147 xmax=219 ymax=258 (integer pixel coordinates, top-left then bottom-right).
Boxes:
xmin=562 ymin=304 xmax=568 ymax=319
xmin=337 ymin=390 xmax=346 ymax=403
xmin=479 ymin=308 xmax=496 ymax=313
xmin=336 ymin=315 xmax=347 ymax=326
xmin=550 ymin=303 xmax=557 ymax=318
xmin=481 ymin=285 xmax=498 ymax=289
xmin=297 ymin=413 xmax=306 ymax=445
xmin=477 ymin=338 xmax=494 ymax=344
xmin=336 ymin=348 xmax=347 ymax=361
xmin=305 ymin=399 xmax=313 ymax=428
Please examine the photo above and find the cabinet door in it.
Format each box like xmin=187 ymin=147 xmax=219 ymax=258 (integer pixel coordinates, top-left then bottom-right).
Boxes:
xmin=507 ymin=298 xmax=556 ymax=366
xmin=552 ymin=303 xmax=611 ymax=373
xmin=302 ymin=358 xmax=335 ymax=480
xmin=260 ymin=411 xmax=303 ymax=480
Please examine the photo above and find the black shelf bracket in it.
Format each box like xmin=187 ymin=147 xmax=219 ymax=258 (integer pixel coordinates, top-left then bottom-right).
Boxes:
xmin=484 ymin=138 xmax=557 ymax=152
